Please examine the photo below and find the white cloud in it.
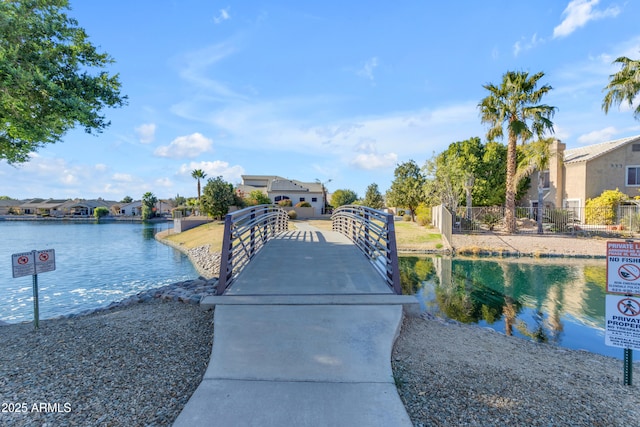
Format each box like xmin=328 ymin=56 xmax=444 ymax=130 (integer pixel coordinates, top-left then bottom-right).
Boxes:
xmin=135 ymin=123 xmax=156 ymax=144
xmin=179 ymin=43 xmax=245 ymax=99
xmin=553 ymin=0 xmax=620 ymax=39
xmin=357 ymin=57 xmax=379 ymax=83
xmin=577 ymin=126 xmax=618 ymax=144
xmin=513 ymin=33 xmax=544 ymax=56
xmin=113 ymin=173 xmax=134 ymax=182
xmin=350 ymin=152 xmax=398 ymax=170
xmin=178 ymin=160 xmax=245 ymax=185
xmin=154 ymin=133 xmax=213 ymax=158
xmin=213 ymin=8 xmax=230 ymax=24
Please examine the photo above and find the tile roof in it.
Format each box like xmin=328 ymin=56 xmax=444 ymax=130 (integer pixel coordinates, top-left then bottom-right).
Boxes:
xmin=564 ymin=134 xmax=640 ymax=163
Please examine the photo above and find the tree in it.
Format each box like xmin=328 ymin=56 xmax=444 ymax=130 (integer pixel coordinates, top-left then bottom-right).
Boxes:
xmin=173 ymin=194 xmax=186 ymax=207
xmin=386 ymin=160 xmax=426 ymax=222
xmin=141 ymin=192 xmax=157 ymax=220
xmin=121 ymin=196 xmax=133 ymax=203
xmin=245 ymin=190 xmax=271 ymax=206
xmin=201 ymin=176 xmax=235 ymax=219
xmin=363 ymin=183 xmax=384 ymax=209
xmin=331 ymin=189 xmax=358 ymax=207
xmin=93 ymin=206 xmax=109 ymax=220
xmin=191 ymin=169 xmax=207 ymax=214
xmin=479 ymin=71 xmax=556 ymax=233
xmin=602 ymin=55 xmax=640 ymax=120
xmin=0 ymin=0 xmax=127 ymax=164
xmin=514 ymin=138 xmax=553 ymax=234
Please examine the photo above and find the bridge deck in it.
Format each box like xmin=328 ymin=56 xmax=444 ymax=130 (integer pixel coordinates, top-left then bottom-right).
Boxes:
xmin=174 ymin=222 xmax=414 ymax=427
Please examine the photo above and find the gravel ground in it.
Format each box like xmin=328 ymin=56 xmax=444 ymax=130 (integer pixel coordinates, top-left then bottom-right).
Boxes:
xmin=393 ymin=315 xmax=640 ymax=427
xmin=0 ymin=300 xmax=213 ymax=427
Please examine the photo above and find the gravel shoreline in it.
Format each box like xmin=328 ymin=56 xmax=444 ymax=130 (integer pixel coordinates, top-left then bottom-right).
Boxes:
xmin=2 ymin=233 xmax=639 ymax=426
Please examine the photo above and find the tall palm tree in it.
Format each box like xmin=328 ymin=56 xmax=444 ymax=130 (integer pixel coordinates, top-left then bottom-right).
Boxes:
xmin=479 ymin=71 xmax=556 ymax=233
xmin=191 ymin=169 xmax=207 ymax=215
xmin=602 ymin=55 xmax=640 ymax=120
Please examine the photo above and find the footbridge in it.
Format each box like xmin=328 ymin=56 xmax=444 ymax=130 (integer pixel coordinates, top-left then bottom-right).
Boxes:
xmin=174 ymin=204 xmax=418 ymax=427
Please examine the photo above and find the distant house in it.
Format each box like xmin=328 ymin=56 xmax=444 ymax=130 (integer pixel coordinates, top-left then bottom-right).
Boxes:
xmin=119 ymin=200 xmax=142 ymax=216
xmin=0 ymin=199 xmax=22 ymax=215
xmin=237 ymin=175 xmax=326 ymax=215
xmin=117 ymin=200 xmax=172 ymax=217
xmin=19 ymin=198 xmax=68 ymax=216
xmin=522 ymin=135 xmax=640 ymax=211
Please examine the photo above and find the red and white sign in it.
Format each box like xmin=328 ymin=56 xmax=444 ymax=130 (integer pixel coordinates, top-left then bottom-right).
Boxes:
xmin=11 ymin=249 xmax=56 ymax=278
xmin=606 ymin=241 xmax=640 ymax=295
xmin=605 ymin=295 xmax=640 ymax=350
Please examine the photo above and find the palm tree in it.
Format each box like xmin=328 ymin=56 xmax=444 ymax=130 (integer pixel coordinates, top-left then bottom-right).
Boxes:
xmin=514 ymin=138 xmax=553 ymax=234
xmin=191 ymin=169 xmax=207 ymax=215
xmin=602 ymin=55 xmax=640 ymax=120
xmin=479 ymin=71 xmax=556 ymax=233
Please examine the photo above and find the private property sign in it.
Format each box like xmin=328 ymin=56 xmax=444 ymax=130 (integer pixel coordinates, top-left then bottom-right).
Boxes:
xmin=605 ymin=295 xmax=640 ymax=350
xmin=606 ymin=241 xmax=640 ymax=295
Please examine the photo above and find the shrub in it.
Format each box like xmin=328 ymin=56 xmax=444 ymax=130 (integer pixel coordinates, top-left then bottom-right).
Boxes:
xmin=415 ymin=203 xmax=432 ymax=226
xmin=295 ymin=201 xmax=311 ymax=208
xmin=481 ymin=213 xmax=501 ymax=231
xmin=278 ymin=199 xmax=292 ymax=207
xmin=94 ymin=206 xmax=109 ymax=219
xmin=287 ymin=210 xmax=297 ymax=220
xmin=403 ymin=214 xmax=412 ymax=221
xmin=585 ymin=189 xmax=628 ymax=225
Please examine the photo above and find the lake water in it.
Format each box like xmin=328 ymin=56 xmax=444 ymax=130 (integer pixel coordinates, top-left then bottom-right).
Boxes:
xmin=0 ymin=221 xmax=197 ymax=323
xmin=399 ymin=255 xmax=622 ymax=359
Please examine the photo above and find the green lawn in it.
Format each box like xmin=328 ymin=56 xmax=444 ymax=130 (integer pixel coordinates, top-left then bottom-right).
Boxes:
xmin=161 ymin=218 xmax=442 ymax=253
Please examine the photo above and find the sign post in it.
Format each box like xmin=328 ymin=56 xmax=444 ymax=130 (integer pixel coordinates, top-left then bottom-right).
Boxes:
xmin=605 ymin=241 xmax=640 ymax=385
xmin=11 ymin=249 xmax=56 ymax=330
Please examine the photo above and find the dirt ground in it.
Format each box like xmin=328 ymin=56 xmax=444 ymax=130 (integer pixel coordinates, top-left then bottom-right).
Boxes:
xmin=449 ymin=232 xmax=619 ymax=258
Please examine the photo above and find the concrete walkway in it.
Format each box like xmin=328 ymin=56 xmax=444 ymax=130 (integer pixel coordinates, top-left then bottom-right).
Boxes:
xmin=174 ymin=223 xmax=416 ymax=426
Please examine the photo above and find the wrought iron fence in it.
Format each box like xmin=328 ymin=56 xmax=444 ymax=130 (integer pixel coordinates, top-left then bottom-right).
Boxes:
xmin=453 ymin=205 xmax=640 ymax=235
xmin=331 ymin=205 xmax=402 ymax=294
xmin=217 ymin=204 xmax=289 ymax=295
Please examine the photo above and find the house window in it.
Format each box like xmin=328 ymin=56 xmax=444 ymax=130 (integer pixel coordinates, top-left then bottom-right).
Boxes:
xmin=633 ymin=144 xmax=640 ymax=152
xmin=312 ymin=197 xmax=317 ymax=202
xmin=274 ymin=196 xmax=290 ymax=202
xmin=299 ymin=197 xmax=305 ymax=202
xmin=627 ymin=166 xmax=640 ymax=186
xmin=540 ymin=170 xmax=550 ymax=189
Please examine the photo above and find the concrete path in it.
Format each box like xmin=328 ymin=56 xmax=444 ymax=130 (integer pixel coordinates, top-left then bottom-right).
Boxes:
xmin=174 ymin=222 xmax=415 ymax=426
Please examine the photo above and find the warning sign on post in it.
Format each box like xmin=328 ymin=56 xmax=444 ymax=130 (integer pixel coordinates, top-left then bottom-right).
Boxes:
xmin=12 ymin=251 xmax=35 ymax=278
xmin=35 ymin=249 xmax=55 ymax=274
xmin=11 ymin=249 xmax=56 ymax=278
xmin=607 ymin=241 xmax=640 ymax=294
xmin=605 ymin=295 xmax=640 ymax=350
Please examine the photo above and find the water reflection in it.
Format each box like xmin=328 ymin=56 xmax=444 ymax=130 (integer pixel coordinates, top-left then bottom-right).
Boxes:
xmin=400 ymin=256 xmax=617 ymax=358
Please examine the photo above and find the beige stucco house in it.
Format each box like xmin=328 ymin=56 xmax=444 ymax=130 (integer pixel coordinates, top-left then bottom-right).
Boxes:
xmin=522 ymin=135 xmax=640 ymax=211
xmin=237 ymin=175 xmax=327 ymax=216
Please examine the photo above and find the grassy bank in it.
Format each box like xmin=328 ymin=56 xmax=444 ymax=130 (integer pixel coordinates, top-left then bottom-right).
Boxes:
xmin=159 ymin=218 xmax=443 ymax=253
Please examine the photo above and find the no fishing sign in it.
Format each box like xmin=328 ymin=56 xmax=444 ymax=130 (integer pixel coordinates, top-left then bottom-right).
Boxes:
xmin=606 ymin=241 xmax=640 ymax=295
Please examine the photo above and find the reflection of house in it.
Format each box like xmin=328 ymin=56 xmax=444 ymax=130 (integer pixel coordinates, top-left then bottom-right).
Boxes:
xmin=522 ymin=135 xmax=640 ymax=210
xmin=237 ymin=175 xmax=326 ymax=215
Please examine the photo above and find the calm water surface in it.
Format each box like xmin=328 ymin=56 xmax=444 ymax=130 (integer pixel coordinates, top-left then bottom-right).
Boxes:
xmin=0 ymin=221 xmax=197 ymax=323
xmin=399 ymin=255 xmax=620 ymax=359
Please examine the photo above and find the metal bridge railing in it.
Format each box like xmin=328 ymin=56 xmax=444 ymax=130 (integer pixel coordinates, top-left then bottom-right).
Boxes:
xmin=217 ymin=204 xmax=289 ymax=295
xmin=331 ymin=205 xmax=402 ymax=294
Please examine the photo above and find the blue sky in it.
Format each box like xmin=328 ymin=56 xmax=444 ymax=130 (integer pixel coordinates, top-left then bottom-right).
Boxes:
xmin=2 ymin=0 xmax=640 ymax=202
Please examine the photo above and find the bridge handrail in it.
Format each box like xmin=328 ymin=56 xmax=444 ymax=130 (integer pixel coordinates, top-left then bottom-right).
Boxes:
xmin=331 ymin=205 xmax=402 ymax=294
xmin=217 ymin=204 xmax=289 ymax=295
